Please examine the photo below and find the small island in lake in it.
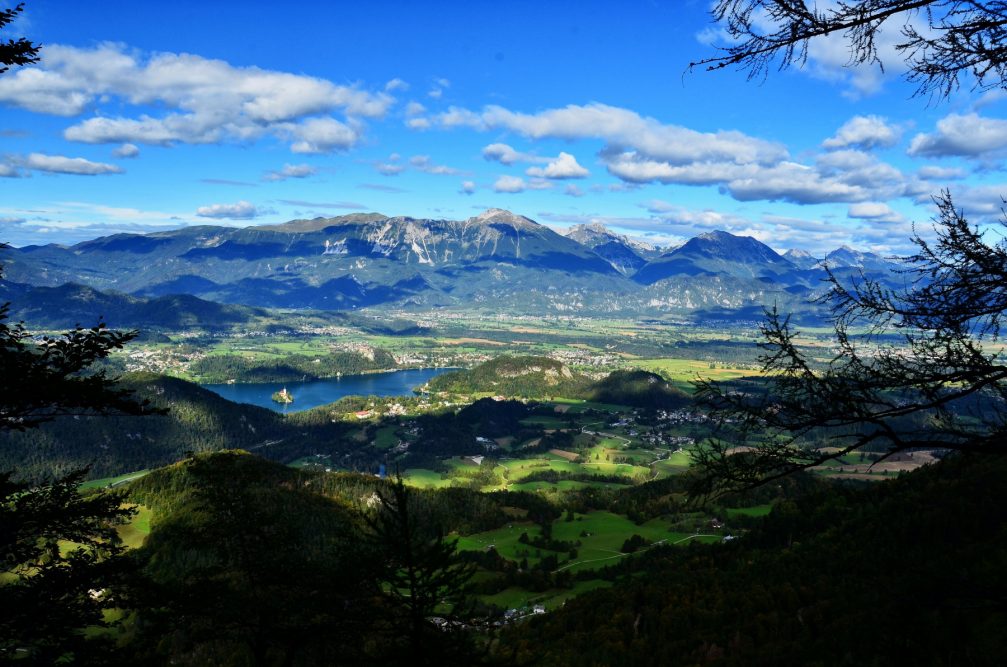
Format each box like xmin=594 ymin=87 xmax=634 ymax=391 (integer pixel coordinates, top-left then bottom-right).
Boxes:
xmin=271 ymin=387 xmax=294 ymax=404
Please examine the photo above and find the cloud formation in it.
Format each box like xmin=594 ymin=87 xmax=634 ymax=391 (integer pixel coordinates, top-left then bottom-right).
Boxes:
xmin=409 ymin=155 xmax=461 ymax=175
xmin=526 ymin=152 xmax=589 ymax=179
xmin=17 ymin=153 xmax=123 ymax=176
xmin=482 ymin=142 xmax=542 ymax=165
xmin=908 ymin=113 xmax=1007 ymax=158
xmin=440 ymin=103 xmax=786 ymax=165
xmin=0 ymin=43 xmax=392 ymax=153
xmin=263 ymin=163 xmax=317 ymax=182
xmin=848 ymin=202 xmax=904 ymax=223
xmin=113 ymin=143 xmax=140 ymax=158
xmin=433 ymin=102 xmax=922 ymax=206
xmin=493 ymin=175 xmax=525 ymax=193
xmin=195 ymin=200 xmax=263 ymax=219
xmin=823 ymin=115 xmax=900 ymax=150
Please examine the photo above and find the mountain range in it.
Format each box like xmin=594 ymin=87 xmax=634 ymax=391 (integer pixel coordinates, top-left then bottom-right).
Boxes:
xmin=0 ymin=209 xmax=904 ymax=323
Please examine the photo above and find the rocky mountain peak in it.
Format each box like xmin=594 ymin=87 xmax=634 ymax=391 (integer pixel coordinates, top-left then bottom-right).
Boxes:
xmin=469 ymin=208 xmax=540 ymax=230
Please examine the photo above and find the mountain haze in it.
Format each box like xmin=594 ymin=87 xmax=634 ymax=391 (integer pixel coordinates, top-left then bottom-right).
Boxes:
xmin=2 ymin=210 xmax=905 ymax=320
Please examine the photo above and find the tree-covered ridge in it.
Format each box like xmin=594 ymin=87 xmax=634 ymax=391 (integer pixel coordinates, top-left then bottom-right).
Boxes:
xmin=189 ymin=347 xmax=397 ymax=383
xmin=0 ymin=373 xmax=343 ymax=480
xmin=426 ymin=355 xmax=593 ymax=397
xmin=497 ymin=453 xmax=1007 ymax=665
xmin=428 ymin=357 xmax=693 ymax=409
xmin=120 ymin=451 xmax=484 ymax=665
xmin=587 ymin=369 xmax=691 ymax=409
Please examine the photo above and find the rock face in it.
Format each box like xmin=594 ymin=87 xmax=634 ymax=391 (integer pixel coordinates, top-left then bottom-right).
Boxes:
xmin=1 ymin=211 xmax=906 ymax=319
xmin=565 ymin=222 xmax=659 ymax=275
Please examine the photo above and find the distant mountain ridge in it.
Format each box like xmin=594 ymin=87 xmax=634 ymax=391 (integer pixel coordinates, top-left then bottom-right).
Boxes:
xmin=564 ymin=222 xmax=660 ymax=275
xmin=2 ymin=209 xmax=905 ymax=320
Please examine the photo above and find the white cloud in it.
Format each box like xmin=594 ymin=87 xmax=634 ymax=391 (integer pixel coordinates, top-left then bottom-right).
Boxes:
xmin=526 ymin=152 xmax=589 ymax=179
xmin=428 ymin=88 xmax=443 ymax=99
xmin=406 ymin=117 xmax=431 ymax=130
xmin=603 ymin=144 xmax=909 ymax=205
xmin=482 ymin=142 xmax=541 ymax=165
xmin=938 ymin=184 xmax=1007 ymax=221
xmin=195 ymin=200 xmax=262 ymax=220
xmin=409 ymin=155 xmax=461 ymax=175
xmin=112 ymin=142 xmax=139 ymax=158
xmin=726 ymin=161 xmax=873 ymax=204
xmin=0 ymin=164 xmax=22 ymax=178
xmin=405 ymin=101 xmax=426 ymax=116
xmin=564 ymin=184 xmax=584 ymax=197
xmin=440 ymin=103 xmax=787 ymax=165
xmin=385 ymin=78 xmax=409 ymax=92
xmin=1 ymin=43 xmax=391 ymax=153
xmin=437 ymin=102 xmax=920 ymax=206
xmin=284 ymin=117 xmax=360 ymax=154
xmin=917 ymin=165 xmax=966 ymax=181
xmin=823 ymin=115 xmax=900 ymax=150
xmin=263 ymin=163 xmax=317 ymax=182
xmin=493 ymin=175 xmax=526 ymax=193
xmin=803 ymin=15 xmax=921 ymax=97
xmin=908 ymin=113 xmax=1007 ymax=158
xmin=376 ymin=157 xmax=402 ymax=173
xmin=460 ymin=180 xmax=476 ymax=195
xmin=848 ymin=202 xmax=904 ymax=223
xmin=22 ymin=153 xmax=123 ymax=175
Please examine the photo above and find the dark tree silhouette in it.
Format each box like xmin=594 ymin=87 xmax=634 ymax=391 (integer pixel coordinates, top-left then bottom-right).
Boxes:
xmin=0 ymin=12 xmax=158 ymax=654
xmin=693 ymin=192 xmax=1007 ymax=492
xmin=0 ymin=252 xmax=160 ymax=660
xmin=365 ymin=477 xmax=481 ymax=666
xmin=687 ymin=2 xmax=1007 ymax=494
xmin=691 ymin=1 xmax=1007 ymax=98
xmin=1 ymin=470 xmax=134 ymax=664
xmin=0 ymin=298 xmax=155 ymax=430
xmin=0 ymin=3 xmax=40 ymax=74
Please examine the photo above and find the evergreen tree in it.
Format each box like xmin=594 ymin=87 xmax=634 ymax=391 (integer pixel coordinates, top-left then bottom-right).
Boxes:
xmin=365 ymin=477 xmax=482 ymax=666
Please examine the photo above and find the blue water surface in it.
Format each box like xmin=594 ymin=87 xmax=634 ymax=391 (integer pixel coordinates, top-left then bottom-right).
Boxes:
xmin=203 ymin=368 xmax=451 ymax=413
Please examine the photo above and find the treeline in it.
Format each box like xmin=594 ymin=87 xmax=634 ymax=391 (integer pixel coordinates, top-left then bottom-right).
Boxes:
xmin=0 ymin=373 xmax=352 ymax=481
xmin=189 ymin=348 xmax=398 ymax=383
xmin=427 ymin=357 xmax=694 ymax=411
xmin=115 ymin=451 xmax=484 ymax=665
xmin=586 ymin=369 xmax=691 ymax=409
xmin=426 ymin=356 xmax=594 ymax=398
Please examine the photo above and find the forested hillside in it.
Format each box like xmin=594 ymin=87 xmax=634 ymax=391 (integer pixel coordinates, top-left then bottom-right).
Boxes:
xmin=189 ymin=348 xmax=398 ymax=383
xmin=496 ymin=453 xmax=1007 ymax=665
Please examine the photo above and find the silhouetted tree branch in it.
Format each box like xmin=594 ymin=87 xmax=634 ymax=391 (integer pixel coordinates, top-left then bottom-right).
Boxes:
xmin=0 ymin=3 xmax=40 ymax=74
xmin=694 ymin=192 xmax=1007 ymax=494
xmin=691 ymin=1 xmax=1007 ymax=98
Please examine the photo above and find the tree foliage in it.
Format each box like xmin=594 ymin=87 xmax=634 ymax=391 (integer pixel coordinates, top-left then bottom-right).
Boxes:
xmin=692 ymin=1 xmax=1007 ymax=98
xmin=0 ymin=3 xmax=39 ymax=75
xmin=364 ymin=477 xmax=482 ymax=666
xmin=0 ymin=470 xmax=134 ymax=664
xmin=694 ymin=192 xmax=1007 ymax=492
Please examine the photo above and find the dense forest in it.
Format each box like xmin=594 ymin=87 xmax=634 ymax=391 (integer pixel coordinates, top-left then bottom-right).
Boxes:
xmin=23 ymin=447 xmax=1002 ymax=665
xmin=189 ymin=348 xmax=398 ymax=383
xmin=496 ymin=453 xmax=1007 ymax=665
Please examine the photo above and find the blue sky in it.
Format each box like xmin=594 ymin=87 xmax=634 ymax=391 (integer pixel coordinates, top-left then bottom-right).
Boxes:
xmin=1 ymin=0 xmax=1005 ymax=253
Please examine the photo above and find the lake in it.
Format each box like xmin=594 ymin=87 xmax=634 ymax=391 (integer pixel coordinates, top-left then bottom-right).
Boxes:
xmin=202 ymin=368 xmax=452 ymax=413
